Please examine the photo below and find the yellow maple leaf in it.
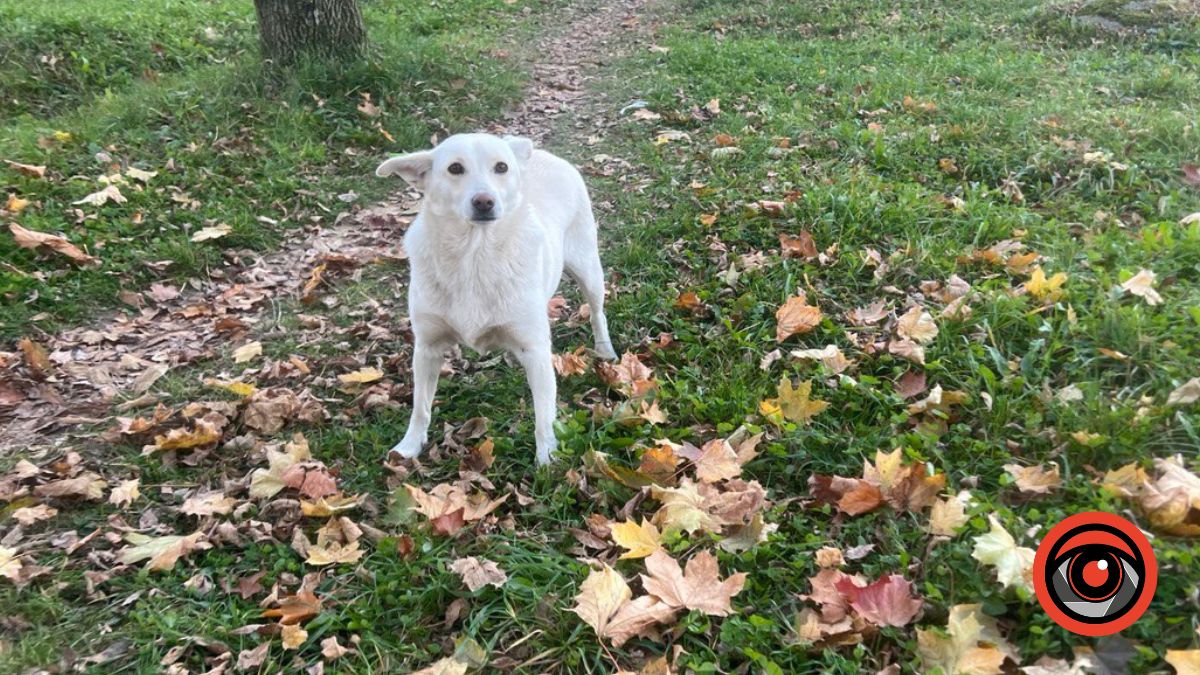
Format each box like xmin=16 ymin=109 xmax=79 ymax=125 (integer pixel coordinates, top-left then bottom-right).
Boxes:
xmin=1025 ymin=266 xmax=1067 ymax=302
xmin=338 ymin=367 xmax=384 ymax=386
xmin=610 ymin=519 xmax=665 ymax=560
xmin=760 ymin=378 xmax=829 ymax=425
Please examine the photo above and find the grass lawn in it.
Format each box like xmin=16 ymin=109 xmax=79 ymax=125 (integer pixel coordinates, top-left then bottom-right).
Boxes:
xmin=3 ymin=0 xmax=1200 ymax=673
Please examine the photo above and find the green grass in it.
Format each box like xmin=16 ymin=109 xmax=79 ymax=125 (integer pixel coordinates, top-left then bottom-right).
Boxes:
xmin=3 ymin=0 xmax=1200 ymax=672
xmin=0 ymin=0 xmax=553 ymax=338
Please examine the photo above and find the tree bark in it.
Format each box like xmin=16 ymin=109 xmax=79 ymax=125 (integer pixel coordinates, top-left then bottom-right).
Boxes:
xmin=253 ymin=0 xmax=366 ymax=65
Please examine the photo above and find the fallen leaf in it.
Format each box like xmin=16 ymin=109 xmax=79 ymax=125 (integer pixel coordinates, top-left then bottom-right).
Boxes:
xmin=11 ymin=504 xmax=57 ymax=526
xmin=338 ymin=367 xmax=383 ymax=385
xmin=972 ymin=515 xmax=1035 ymax=592
xmin=897 ymin=306 xmax=939 ymax=344
xmin=450 ymin=556 xmax=508 ymax=591
xmin=571 ymin=564 xmax=632 ymax=638
xmin=835 ymin=574 xmax=923 ymax=627
xmin=610 ymin=518 xmax=664 ymax=559
xmin=760 ymin=378 xmax=830 ymax=425
xmin=0 ymin=547 xmax=23 ymax=583
xmin=321 ymin=636 xmax=350 ymax=662
xmin=1004 ymin=463 xmax=1062 ymax=495
xmin=1167 ymin=378 xmax=1200 ymax=407
xmin=305 ymin=540 xmax=365 ymax=566
xmin=4 ymin=159 xmax=46 ymax=178
xmin=929 ymin=495 xmax=969 ymax=536
xmin=9 ymin=223 xmax=98 ymax=265
xmin=790 ymin=344 xmax=852 ymax=374
xmin=236 ymin=643 xmax=270 ymax=670
xmin=191 ymin=223 xmax=232 ymax=242
xmin=405 ymin=483 xmax=507 ymax=535
xmin=179 ymin=491 xmax=237 ymax=517
xmin=6 ymin=194 xmax=31 ymax=213
xmin=73 ymin=185 xmax=126 ymax=206
xmin=34 ymin=472 xmax=107 ymax=500
xmin=776 ymin=293 xmax=822 ymax=341
xmin=780 ymin=231 xmax=818 ymax=260
xmin=262 ymin=589 xmax=322 ymax=624
xmin=281 ymin=623 xmax=307 ymax=650
xmin=1026 ymin=267 xmax=1067 ymax=302
xmin=1120 ymin=269 xmax=1163 ymax=306
xmin=250 ymin=434 xmax=313 ymax=499
xmin=18 ymin=337 xmax=51 ymax=379
xmin=1165 ymin=650 xmax=1200 ymax=675
xmin=233 ymin=341 xmax=262 ymax=363
xmin=641 ymin=550 xmax=746 ymax=616
xmin=918 ymin=604 xmax=1016 ymax=675
xmin=118 ymin=532 xmax=210 ymax=571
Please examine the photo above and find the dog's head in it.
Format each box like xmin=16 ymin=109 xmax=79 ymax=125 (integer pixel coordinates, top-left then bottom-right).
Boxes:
xmin=376 ymin=133 xmax=534 ymax=224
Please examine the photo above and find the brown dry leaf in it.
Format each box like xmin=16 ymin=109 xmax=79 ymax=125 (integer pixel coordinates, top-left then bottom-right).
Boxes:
xmin=34 ymin=472 xmax=107 ymax=500
xmin=1103 ymin=456 xmax=1200 ymax=536
xmin=692 ymin=438 xmax=744 ymax=483
xmin=405 ymin=483 xmax=507 ymax=535
xmin=250 ymin=434 xmax=313 ymax=499
xmin=321 ymin=636 xmax=350 ymax=662
xmin=280 ymin=623 xmax=307 ymax=650
xmin=118 ymin=531 xmax=210 ymax=571
xmin=603 ymin=594 xmax=677 ymax=648
xmin=4 ymin=159 xmax=46 ymax=178
xmin=790 ymin=344 xmax=853 ymax=374
xmin=896 ymin=306 xmax=939 ymax=344
xmin=888 ymin=338 xmax=926 ymax=365
xmin=305 ymin=540 xmax=365 ymax=566
xmin=1004 ymin=463 xmax=1062 ymax=495
xmin=179 ymin=491 xmax=237 ymax=517
xmin=236 ymin=643 xmax=270 ymax=670
xmin=862 ymin=448 xmax=946 ymax=512
xmin=775 ymin=293 xmax=822 ymax=341
xmin=449 ymin=556 xmax=508 ymax=591
xmin=18 ymin=337 xmax=51 ymax=379
xmin=928 ymin=495 xmax=969 ymax=537
xmin=11 ymin=504 xmax=57 ymax=526
xmin=232 ymin=341 xmax=262 ymax=364
xmin=780 ymin=231 xmax=818 ymax=260
xmin=847 ymin=299 xmax=890 ymax=326
xmin=552 ymin=347 xmax=590 ymax=377
xmin=1167 ymin=378 xmax=1200 ymax=406
xmin=262 ymin=589 xmax=322 ymax=624
xmin=0 ymin=546 xmax=23 ymax=583
xmin=674 ymin=290 xmax=703 ymax=312
xmin=9 ymin=223 xmax=98 ymax=266
xmin=571 ymin=564 xmax=632 ymax=638
xmin=641 ymin=550 xmax=746 ymax=616
xmin=610 ymin=518 xmax=665 ymax=560
xmin=650 ymin=479 xmax=723 ymax=535
xmin=73 ymin=185 xmax=126 ymax=206
xmin=191 ymin=223 xmax=231 ymax=242
xmin=596 ymin=352 xmax=657 ymax=398
xmin=917 ymin=604 xmax=1017 ymax=675
xmin=907 ymin=385 xmax=969 ymax=416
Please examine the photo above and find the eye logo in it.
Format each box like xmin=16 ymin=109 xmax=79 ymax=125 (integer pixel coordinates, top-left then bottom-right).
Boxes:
xmin=1033 ymin=512 xmax=1156 ymax=636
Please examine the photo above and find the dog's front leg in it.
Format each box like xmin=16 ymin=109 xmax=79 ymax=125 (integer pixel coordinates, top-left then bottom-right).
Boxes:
xmin=389 ymin=339 xmax=445 ymax=460
xmin=513 ymin=339 xmax=558 ymax=465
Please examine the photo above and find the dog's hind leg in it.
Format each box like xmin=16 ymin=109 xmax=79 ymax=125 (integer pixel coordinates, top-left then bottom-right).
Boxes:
xmin=564 ymin=215 xmax=617 ymax=360
xmin=389 ymin=338 xmax=445 ymax=460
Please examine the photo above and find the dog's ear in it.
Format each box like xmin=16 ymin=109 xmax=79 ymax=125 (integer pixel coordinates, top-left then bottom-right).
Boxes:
xmin=376 ymin=151 xmax=434 ymax=190
xmin=503 ymin=136 xmax=534 ymax=163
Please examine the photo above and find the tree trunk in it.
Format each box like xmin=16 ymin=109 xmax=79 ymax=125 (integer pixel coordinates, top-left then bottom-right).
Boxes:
xmin=253 ymin=0 xmax=366 ymax=65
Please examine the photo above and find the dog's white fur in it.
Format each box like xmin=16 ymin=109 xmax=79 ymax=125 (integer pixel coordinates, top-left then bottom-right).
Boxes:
xmin=376 ymin=133 xmax=616 ymax=465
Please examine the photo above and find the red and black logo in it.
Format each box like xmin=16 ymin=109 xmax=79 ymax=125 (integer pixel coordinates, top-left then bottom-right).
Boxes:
xmin=1033 ymin=512 xmax=1156 ymax=636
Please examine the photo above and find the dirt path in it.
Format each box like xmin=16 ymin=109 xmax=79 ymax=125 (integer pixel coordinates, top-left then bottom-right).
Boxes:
xmin=0 ymin=0 xmax=655 ymax=455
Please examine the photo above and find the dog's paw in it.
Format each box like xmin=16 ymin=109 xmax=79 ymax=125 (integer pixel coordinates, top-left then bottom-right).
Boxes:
xmin=535 ymin=439 xmax=558 ymax=467
xmin=595 ymin=341 xmax=618 ymax=361
xmin=388 ymin=436 xmax=425 ymax=460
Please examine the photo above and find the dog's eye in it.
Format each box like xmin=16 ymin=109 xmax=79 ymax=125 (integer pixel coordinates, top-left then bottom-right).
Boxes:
xmin=494 ymin=162 xmax=508 ymax=174
xmin=448 ymin=162 xmax=465 ymax=175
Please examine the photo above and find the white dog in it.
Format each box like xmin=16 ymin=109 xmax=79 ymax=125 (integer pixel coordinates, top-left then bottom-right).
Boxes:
xmin=376 ymin=133 xmax=616 ymax=465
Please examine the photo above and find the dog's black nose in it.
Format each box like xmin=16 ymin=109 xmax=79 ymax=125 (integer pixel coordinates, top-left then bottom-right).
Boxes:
xmin=471 ymin=194 xmax=495 ymax=214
